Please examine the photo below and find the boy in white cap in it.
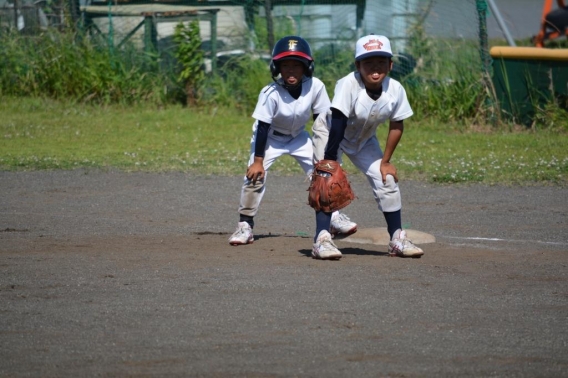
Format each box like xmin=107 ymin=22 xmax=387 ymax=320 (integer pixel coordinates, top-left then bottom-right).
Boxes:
xmin=311 ymin=34 xmax=424 ymax=259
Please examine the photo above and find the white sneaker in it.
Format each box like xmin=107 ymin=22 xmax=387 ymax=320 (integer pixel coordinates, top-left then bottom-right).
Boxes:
xmin=330 ymin=212 xmax=358 ymax=237
xmin=312 ymin=230 xmax=342 ymax=260
xmin=388 ymin=229 xmax=424 ymax=257
xmin=229 ymin=222 xmax=254 ymax=246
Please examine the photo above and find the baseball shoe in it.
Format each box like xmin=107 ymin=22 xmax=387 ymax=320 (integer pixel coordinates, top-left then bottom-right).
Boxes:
xmin=312 ymin=230 xmax=342 ymax=260
xmin=388 ymin=229 xmax=424 ymax=258
xmin=330 ymin=212 xmax=357 ymax=237
xmin=229 ymin=221 xmax=254 ymax=246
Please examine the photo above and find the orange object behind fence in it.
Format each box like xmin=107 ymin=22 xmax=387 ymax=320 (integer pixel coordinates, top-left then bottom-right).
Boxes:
xmin=534 ymin=0 xmax=568 ymax=47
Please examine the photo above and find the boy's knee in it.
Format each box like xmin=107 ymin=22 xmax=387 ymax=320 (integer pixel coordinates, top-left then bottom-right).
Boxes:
xmin=383 ymin=174 xmax=397 ymax=188
xmin=376 ymin=176 xmax=401 ymax=212
xmin=244 ymin=178 xmax=265 ymax=193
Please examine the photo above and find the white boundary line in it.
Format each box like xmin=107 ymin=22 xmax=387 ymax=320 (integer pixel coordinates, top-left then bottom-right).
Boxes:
xmin=443 ymin=236 xmax=568 ymax=246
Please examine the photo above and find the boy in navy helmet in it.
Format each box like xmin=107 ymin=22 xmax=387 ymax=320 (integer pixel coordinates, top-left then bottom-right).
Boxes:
xmin=229 ymin=36 xmax=358 ymax=248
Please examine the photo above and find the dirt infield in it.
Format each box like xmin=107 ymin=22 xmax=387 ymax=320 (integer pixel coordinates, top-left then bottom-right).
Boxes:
xmin=1 ymin=170 xmax=567 ymax=377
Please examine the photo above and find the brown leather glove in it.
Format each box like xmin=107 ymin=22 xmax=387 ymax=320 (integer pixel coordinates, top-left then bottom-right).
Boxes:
xmin=308 ymin=160 xmax=355 ymax=212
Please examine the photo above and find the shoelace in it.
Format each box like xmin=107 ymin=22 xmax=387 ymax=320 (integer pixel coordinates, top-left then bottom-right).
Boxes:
xmin=391 ymin=235 xmax=417 ymax=251
xmin=321 ymin=239 xmax=338 ymax=251
xmin=402 ymin=238 xmax=417 ymax=247
xmin=235 ymin=226 xmax=249 ymax=237
xmin=337 ymin=213 xmax=350 ymax=222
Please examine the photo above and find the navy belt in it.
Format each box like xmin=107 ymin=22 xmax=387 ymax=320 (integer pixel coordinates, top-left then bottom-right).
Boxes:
xmin=273 ymin=130 xmax=290 ymax=137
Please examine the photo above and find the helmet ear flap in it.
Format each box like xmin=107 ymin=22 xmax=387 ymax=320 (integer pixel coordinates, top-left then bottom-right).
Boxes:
xmin=306 ymin=61 xmax=314 ymax=77
xmin=270 ymin=60 xmax=279 ymax=77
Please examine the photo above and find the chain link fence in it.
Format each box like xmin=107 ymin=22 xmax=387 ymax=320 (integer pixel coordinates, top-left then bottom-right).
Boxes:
xmin=1 ymin=0 xmax=491 ymax=78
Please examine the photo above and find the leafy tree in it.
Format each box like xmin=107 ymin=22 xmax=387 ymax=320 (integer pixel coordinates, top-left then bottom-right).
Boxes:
xmin=173 ymin=20 xmax=204 ymax=106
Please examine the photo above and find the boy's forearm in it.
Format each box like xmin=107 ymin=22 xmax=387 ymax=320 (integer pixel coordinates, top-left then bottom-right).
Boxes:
xmin=324 ymin=108 xmax=348 ymax=161
xmin=382 ymin=121 xmax=404 ymax=163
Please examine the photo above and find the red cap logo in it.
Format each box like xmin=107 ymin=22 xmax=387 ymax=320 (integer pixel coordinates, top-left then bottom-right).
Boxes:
xmin=363 ymin=39 xmax=384 ymax=52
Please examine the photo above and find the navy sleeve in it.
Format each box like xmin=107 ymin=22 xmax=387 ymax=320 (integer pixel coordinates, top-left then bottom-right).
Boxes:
xmin=324 ymin=108 xmax=347 ymax=161
xmin=254 ymin=121 xmax=270 ymax=158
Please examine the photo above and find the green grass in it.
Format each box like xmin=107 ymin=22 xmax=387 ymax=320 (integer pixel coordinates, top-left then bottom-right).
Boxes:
xmin=386 ymin=121 xmax=567 ymax=184
xmin=1 ymin=96 xmax=566 ymax=185
xmin=0 ymin=97 xmax=252 ymax=172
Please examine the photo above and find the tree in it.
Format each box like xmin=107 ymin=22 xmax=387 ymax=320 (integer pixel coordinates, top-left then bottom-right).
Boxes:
xmin=173 ymin=20 xmax=204 ymax=106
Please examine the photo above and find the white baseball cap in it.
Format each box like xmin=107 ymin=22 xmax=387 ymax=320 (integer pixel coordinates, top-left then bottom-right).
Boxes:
xmin=355 ymin=34 xmax=393 ymax=61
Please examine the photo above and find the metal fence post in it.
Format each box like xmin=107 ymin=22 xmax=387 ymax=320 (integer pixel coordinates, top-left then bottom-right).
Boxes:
xmin=143 ymin=14 xmax=157 ymax=53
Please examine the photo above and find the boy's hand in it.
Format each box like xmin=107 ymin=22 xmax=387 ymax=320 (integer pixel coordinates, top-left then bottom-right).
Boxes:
xmin=246 ymin=159 xmax=265 ymax=184
xmin=380 ymin=161 xmax=398 ymax=184
xmin=381 ymin=121 xmax=403 ymax=184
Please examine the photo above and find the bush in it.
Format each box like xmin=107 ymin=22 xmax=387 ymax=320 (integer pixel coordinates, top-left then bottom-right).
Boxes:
xmin=1 ymin=29 xmax=565 ymax=130
xmin=0 ymin=30 xmax=172 ymax=104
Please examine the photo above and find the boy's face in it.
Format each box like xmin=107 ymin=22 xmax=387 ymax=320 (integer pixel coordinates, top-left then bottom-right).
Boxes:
xmin=279 ymin=59 xmax=305 ymax=86
xmin=356 ymin=56 xmax=393 ymax=90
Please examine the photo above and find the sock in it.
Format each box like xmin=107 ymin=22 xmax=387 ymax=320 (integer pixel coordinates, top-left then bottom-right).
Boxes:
xmin=315 ymin=211 xmax=332 ymax=242
xmin=383 ymin=210 xmax=402 ymax=239
xmin=239 ymin=214 xmax=254 ymax=229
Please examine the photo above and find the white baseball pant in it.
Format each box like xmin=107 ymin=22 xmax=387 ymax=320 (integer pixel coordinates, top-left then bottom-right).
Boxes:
xmin=340 ymin=136 xmax=402 ymax=213
xmin=238 ymin=129 xmax=313 ymax=217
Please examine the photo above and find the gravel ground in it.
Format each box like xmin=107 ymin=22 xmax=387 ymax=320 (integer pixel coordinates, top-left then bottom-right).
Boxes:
xmin=1 ymin=170 xmax=567 ymax=377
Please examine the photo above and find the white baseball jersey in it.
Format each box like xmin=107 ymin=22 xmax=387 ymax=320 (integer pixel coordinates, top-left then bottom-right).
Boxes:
xmin=252 ymin=77 xmax=330 ymax=137
xmin=331 ymin=72 xmax=413 ymax=155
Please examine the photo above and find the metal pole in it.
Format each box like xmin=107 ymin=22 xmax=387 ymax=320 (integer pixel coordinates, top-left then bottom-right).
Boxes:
xmin=487 ymin=0 xmax=516 ymax=46
xmin=476 ymin=0 xmax=491 ymax=75
xmin=476 ymin=0 xmax=496 ymax=124
xmin=13 ymin=0 xmax=19 ymax=31
xmin=210 ymin=10 xmax=218 ymax=74
xmin=265 ymin=0 xmax=274 ymax=52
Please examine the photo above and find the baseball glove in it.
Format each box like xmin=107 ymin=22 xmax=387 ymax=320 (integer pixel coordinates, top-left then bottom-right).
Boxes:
xmin=308 ymin=159 xmax=355 ymax=213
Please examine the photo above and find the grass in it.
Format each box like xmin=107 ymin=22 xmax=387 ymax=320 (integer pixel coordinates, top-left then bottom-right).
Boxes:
xmin=0 ymin=97 xmax=250 ymax=172
xmin=389 ymin=121 xmax=567 ymax=184
xmin=1 ymin=96 xmax=566 ymax=186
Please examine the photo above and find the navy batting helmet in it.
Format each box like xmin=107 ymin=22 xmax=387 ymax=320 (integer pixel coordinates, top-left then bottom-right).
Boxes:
xmin=270 ymin=36 xmax=315 ymax=77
